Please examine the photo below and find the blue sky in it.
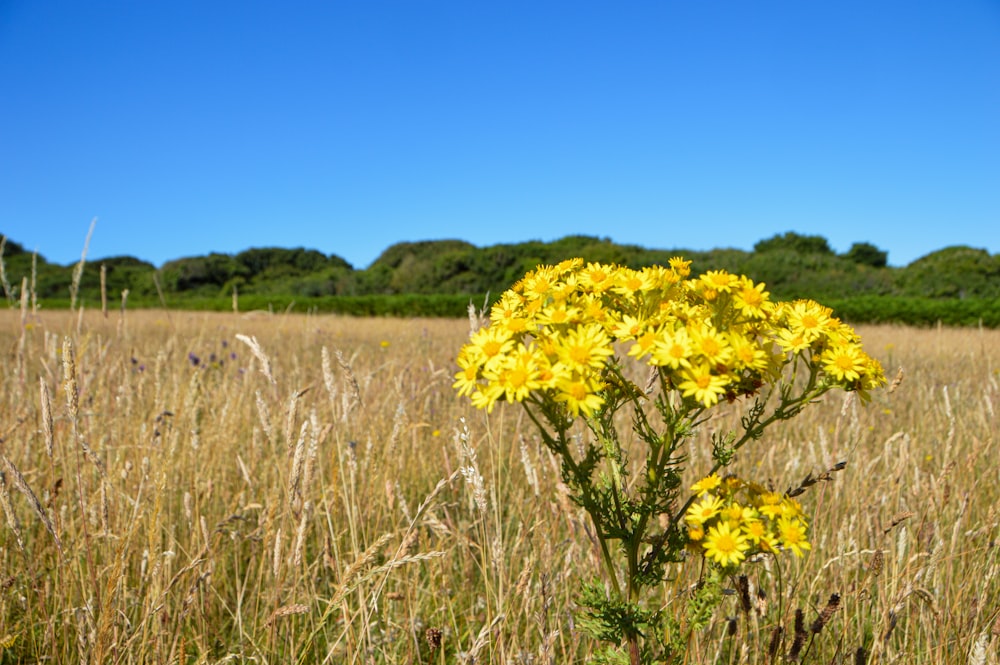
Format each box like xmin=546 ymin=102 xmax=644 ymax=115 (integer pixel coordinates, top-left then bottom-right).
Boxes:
xmin=2 ymin=1 xmax=998 ymax=269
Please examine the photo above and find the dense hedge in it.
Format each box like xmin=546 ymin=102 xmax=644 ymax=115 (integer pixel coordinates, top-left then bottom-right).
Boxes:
xmin=39 ymin=294 xmax=480 ymax=318
xmin=826 ymin=296 xmax=1000 ymax=328
xmin=6 ymin=231 xmax=999 ymax=326
xmin=34 ymin=293 xmax=1000 ymax=327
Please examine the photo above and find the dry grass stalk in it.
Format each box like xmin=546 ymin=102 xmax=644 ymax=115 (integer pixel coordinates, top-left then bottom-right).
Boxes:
xmin=40 ymin=377 xmax=54 ymax=458
xmin=284 ymin=387 xmax=307 ymax=450
xmin=331 ymin=532 xmax=394 ymax=605
xmin=272 ymin=527 xmax=283 ymax=578
xmin=320 ymin=346 xmax=337 ymax=403
xmin=456 ymin=419 xmax=487 ymax=514
xmin=61 ymin=339 xmax=107 ymax=477
xmin=300 ymin=412 xmax=325 ymax=498
xmin=465 ymin=612 xmax=507 ymax=663
xmin=255 ymin=390 xmax=274 ymax=443
xmin=967 ymin=630 xmax=989 ymax=665
xmin=888 ymin=366 xmax=905 ymax=394
xmin=19 ymin=276 xmax=28 ymax=327
xmin=292 ymin=500 xmax=312 ymax=567
xmin=69 ymin=217 xmax=96 ymax=311
xmin=0 ymin=235 xmax=11 ymax=304
xmin=100 ymin=264 xmax=107 ymax=318
xmin=0 ymin=473 xmax=24 ymax=551
xmin=883 ymin=511 xmax=915 ymax=535
xmin=367 ymin=550 xmax=446 ymax=577
xmin=334 ymin=348 xmax=362 ymax=416
xmin=0 ymin=453 xmax=62 ymax=551
xmin=236 ymin=333 xmax=276 ymax=385
xmin=387 ymin=401 xmax=406 ymax=457
xmin=264 ymin=603 xmax=309 ymax=627
xmin=288 ymin=420 xmax=308 ymax=498
xmin=62 ymin=337 xmax=80 ymax=420
xmin=467 ymin=298 xmax=488 ymax=334
xmin=519 ymin=435 xmax=539 ymax=497
xmin=235 ymin=454 xmax=253 ymax=487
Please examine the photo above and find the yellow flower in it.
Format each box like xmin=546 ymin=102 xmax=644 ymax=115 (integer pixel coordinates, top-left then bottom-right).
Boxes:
xmin=786 ymin=300 xmax=832 ymax=342
xmin=690 ymin=325 xmax=733 ymax=367
xmin=728 ymin=332 xmax=769 ymax=371
xmin=627 ymin=328 xmax=660 ymax=361
xmin=703 ymin=521 xmax=750 ymax=567
xmin=678 ymin=363 xmax=730 ymax=407
xmin=579 ymin=262 xmax=617 ymax=292
xmin=502 ymin=316 xmax=532 ymax=335
xmin=454 ymin=258 xmax=885 ymax=425
xmin=554 ymin=257 xmax=584 ymax=274
xmin=732 ymin=277 xmax=771 ymax=319
xmin=699 ymin=269 xmax=736 ymax=294
xmin=611 ymin=314 xmax=646 ymax=341
xmin=466 ymin=326 xmax=515 ymax=372
xmin=722 ymin=475 xmax=745 ymax=494
xmin=650 ymin=326 xmax=693 ymax=370
xmin=484 ymin=343 xmax=545 ymax=402
xmin=490 ymin=291 xmax=524 ymax=324
xmin=537 ymin=303 xmax=581 ymax=327
xmin=776 ymin=517 xmax=811 ymax=557
xmin=453 ymin=350 xmax=482 ymax=397
xmin=821 ymin=343 xmax=866 ymax=382
xmin=775 ymin=327 xmax=811 ymax=355
xmin=577 ymin=294 xmax=610 ymax=323
xmin=779 ymin=497 xmax=804 ymax=520
xmin=614 ymin=268 xmax=656 ymax=296
xmin=469 ymin=383 xmax=504 ymax=413
xmin=668 ymin=256 xmax=692 ymax=277
xmin=741 ymin=514 xmax=776 ymax=550
xmin=554 ymin=375 xmax=605 ymax=416
xmin=686 ymin=495 xmax=724 ymax=525
xmin=522 ymin=266 xmax=559 ymax=300
xmin=722 ymin=502 xmax=754 ymax=526
xmin=556 ymin=323 xmax=614 ymax=372
xmin=690 ymin=474 xmax=722 ymax=496
xmin=757 ymin=491 xmax=785 ymax=519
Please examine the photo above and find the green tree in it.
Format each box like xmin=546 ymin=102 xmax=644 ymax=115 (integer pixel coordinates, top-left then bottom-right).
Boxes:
xmin=844 ymin=242 xmax=888 ymax=267
xmin=754 ymin=231 xmax=834 ymax=255
xmin=159 ymin=254 xmax=249 ymax=293
xmin=895 ymin=246 xmax=1000 ymax=298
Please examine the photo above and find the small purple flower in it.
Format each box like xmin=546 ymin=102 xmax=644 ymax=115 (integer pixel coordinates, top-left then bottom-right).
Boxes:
xmin=188 ymin=352 xmax=200 ymax=366
xmin=221 ymin=340 xmax=229 ymax=348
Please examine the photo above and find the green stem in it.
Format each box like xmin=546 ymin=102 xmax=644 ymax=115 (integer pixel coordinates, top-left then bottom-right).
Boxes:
xmin=522 ymin=401 xmax=625 ymax=601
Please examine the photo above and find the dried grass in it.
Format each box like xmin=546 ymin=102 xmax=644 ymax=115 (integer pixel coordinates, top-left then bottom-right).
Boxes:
xmin=0 ymin=310 xmax=995 ymax=663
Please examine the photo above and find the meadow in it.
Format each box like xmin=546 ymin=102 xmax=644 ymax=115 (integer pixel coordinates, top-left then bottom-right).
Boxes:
xmin=0 ymin=308 xmax=997 ymax=664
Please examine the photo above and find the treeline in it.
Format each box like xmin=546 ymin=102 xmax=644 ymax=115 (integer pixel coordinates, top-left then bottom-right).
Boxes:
xmin=2 ymin=232 xmax=998 ymax=325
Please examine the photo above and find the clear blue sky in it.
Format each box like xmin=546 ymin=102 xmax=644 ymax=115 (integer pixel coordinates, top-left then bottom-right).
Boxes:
xmin=2 ymin=1 xmax=998 ymax=269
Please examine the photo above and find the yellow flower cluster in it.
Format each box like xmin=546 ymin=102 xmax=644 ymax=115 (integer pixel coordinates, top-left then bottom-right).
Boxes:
xmin=454 ymin=259 xmax=885 ymax=415
xmin=686 ymin=474 xmax=811 ymax=567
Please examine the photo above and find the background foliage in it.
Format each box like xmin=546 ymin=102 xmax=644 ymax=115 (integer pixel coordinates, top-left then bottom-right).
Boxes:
xmin=2 ymin=231 xmax=997 ymax=324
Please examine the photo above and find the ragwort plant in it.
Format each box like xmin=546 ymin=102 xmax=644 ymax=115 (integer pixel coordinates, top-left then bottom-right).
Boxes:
xmin=454 ymin=258 xmax=886 ymax=664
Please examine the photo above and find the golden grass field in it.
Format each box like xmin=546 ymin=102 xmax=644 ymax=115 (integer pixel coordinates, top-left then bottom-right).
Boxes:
xmin=0 ymin=308 xmax=997 ymax=664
